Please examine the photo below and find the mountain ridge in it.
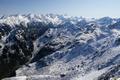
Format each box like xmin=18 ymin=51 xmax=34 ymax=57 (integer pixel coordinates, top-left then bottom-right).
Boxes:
xmin=0 ymin=14 xmax=120 ymax=80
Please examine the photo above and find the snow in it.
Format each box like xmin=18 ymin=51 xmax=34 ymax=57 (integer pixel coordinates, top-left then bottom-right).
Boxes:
xmin=0 ymin=15 xmax=29 ymax=27
xmin=2 ymin=75 xmax=60 ymax=80
xmin=112 ymin=29 xmax=120 ymax=36
xmin=72 ymin=67 xmax=109 ymax=80
xmin=1 ymin=14 xmax=120 ymax=80
xmin=2 ymin=76 xmax=27 ymax=80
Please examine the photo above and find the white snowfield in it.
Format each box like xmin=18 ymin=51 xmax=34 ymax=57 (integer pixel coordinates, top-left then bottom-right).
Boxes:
xmin=1 ymin=14 xmax=120 ymax=80
xmin=2 ymin=75 xmax=61 ymax=80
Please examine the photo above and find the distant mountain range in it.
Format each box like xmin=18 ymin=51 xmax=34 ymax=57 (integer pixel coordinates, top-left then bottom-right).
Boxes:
xmin=0 ymin=14 xmax=120 ymax=80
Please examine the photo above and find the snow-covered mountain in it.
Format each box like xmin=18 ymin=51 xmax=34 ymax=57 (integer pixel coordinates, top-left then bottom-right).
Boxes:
xmin=0 ymin=14 xmax=120 ymax=80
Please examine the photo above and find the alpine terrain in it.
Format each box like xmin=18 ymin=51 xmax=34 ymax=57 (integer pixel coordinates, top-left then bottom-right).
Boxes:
xmin=0 ymin=14 xmax=120 ymax=80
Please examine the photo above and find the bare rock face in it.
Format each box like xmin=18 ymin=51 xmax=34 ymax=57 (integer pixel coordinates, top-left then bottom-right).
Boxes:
xmin=0 ymin=22 xmax=50 ymax=79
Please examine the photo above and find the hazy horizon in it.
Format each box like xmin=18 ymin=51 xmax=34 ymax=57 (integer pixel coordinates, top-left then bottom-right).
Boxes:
xmin=0 ymin=0 xmax=120 ymax=18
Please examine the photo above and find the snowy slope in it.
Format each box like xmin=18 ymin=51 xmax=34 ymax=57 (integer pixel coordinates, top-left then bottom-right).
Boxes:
xmin=0 ymin=14 xmax=120 ymax=80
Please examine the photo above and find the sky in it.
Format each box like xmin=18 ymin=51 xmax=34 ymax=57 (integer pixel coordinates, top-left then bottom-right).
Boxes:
xmin=0 ymin=0 xmax=120 ymax=18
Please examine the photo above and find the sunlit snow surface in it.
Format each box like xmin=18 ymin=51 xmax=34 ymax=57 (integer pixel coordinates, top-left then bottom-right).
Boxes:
xmin=1 ymin=14 xmax=120 ymax=80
